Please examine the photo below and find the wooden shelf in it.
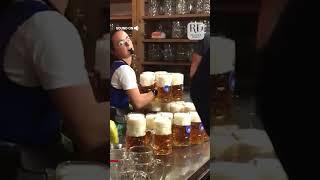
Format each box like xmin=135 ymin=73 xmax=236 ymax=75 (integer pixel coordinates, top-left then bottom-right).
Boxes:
xmin=111 ymin=15 xmax=132 ymax=21
xmin=142 ymin=14 xmax=210 ymax=20
xmin=143 ymin=61 xmax=191 ymax=66
xmin=143 ymin=39 xmax=198 ymax=43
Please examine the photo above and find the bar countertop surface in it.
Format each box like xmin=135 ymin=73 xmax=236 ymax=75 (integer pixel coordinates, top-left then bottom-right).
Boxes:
xmin=156 ymin=141 xmax=210 ymax=180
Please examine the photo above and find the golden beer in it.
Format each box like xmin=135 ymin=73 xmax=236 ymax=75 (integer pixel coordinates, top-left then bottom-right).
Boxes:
xmin=189 ymin=112 xmax=204 ymax=145
xmin=145 ymin=113 xmax=157 ymax=146
xmin=139 ymin=72 xmax=155 ymax=93
xmin=126 ymin=113 xmax=147 ymax=149
xmin=156 ymin=73 xmax=172 ymax=103
xmin=172 ymin=113 xmax=191 ymax=146
xmin=171 ymin=73 xmax=184 ymax=101
xmin=153 ymin=116 xmax=172 ymax=155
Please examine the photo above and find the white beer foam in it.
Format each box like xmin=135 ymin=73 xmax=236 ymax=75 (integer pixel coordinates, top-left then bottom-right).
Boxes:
xmin=170 ymin=102 xmax=185 ymax=113
xmin=157 ymin=112 xmax=174 ymax=120
xmin=127 ymin=113 xmax=145 ymax=120
xmin=190 ymin=111 xmax=201 ymax=123
xmin=146 ymin=113 xmax=158 ymax=130
xmin=154 ymin=116 xmax=172 ymax=135
xmin=156 ymin=74 xmax=172 ymax=87
xmin=173 ymin=113 xmax=191 ymax=126
xmin=184 ymin=102 xmax=196 ymax=112
xmin=171 ymin=73 xmax=184 ymax=85
xmin=140 ymin=72 xmax=155 ymax=87
xmin=127 ymin=114 xmax=146 ymax=137
xmin=56 ymin=164 xmax=107 ymax=180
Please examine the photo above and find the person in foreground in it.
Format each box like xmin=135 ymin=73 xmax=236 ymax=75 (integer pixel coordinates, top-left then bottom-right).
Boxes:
xmin=0 ymin=0 xmax=107 ymax=164
xmin=256 ymin=0 xmax=315 ymax=178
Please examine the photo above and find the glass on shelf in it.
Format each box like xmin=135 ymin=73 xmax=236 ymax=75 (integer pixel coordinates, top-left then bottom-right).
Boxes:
xmin=186 ymin=44 xmax=195 ymax=62
xmin=203 ymin=20 xmax=210 ymax=35
xmin=203 ymin=0 xmax=210 ymax=14
xmin=176 ymin=0 xmax=188 ymax=15
xmin=148 ymin=44 xmax=163 ymax=61
xmin=195 ymin=0 xmax=204 ymax=14
xmin=172 ymin=21 xmax=186 ymax=39
xmin=187 ymin=0 xmax=196 ymax=14
xmin=163 ymin=44 xmax=175 ymax=61
xmin=175 ymin=44 xmax=188 ymax=61
xmin=163 ymin=0 xmax=175 ymax=16
xmin=148 ymin=0 xmax=160 ymax=16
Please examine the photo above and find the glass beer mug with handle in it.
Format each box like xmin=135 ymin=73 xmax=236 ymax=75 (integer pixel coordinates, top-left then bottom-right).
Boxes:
xmin=156 ymin=73 xmax=173 ymax=103
xmin=139 ymin=72 xmax=155 ymax=94
xmin=126 ymin=113 xmax=147 ymax=149
xmin=128 ymin=146 xmax=165 ymax=180
xmin=153 ymin=116 xmax=173 ymax=155
xmin=171 ymin=73 xmax=184 ymax=101
xmin=145 ymin=113 xmax=158 ymax=146
xmin=189 ymin=111 xmax=204 ymax=145
xmin=172 ymin=112 xmax=192 ymax=146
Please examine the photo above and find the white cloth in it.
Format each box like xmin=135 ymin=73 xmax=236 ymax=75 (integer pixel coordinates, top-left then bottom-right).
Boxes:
xmin=111 ymin=63 xmax=138 ymax=90
xmin=4 ymin=11 xmax=89 ymax=90
xmin=210 ymin=36 xmax=236 ymax=75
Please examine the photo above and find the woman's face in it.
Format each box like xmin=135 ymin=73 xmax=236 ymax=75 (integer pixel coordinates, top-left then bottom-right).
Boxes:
xmin=111 ymin=31 xmax=134 ymax=60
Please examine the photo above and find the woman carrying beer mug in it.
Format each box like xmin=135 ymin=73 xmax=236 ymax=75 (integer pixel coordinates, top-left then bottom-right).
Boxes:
xmin=110 ymin=30 xmax=158 ymax=116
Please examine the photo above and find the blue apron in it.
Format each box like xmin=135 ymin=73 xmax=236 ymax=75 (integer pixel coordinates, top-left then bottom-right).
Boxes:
xmin=110 ymin=60 xmax=130 ymax=109
xmin=0 ymin=0 xmax=61 ymax=146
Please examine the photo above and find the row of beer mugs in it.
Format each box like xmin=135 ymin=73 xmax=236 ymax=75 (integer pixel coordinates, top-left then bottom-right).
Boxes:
xmin=139 ymin=71 xmax=184 ymax=102
xmin=125 ymin=111 xmax=206 ymax=156
xmin=147 ymin=100 xmax=197 ymax=114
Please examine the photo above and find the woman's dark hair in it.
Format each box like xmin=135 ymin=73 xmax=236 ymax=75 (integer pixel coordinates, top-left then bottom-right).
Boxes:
xmin=110 ymin=30 xmax=121 ymax=63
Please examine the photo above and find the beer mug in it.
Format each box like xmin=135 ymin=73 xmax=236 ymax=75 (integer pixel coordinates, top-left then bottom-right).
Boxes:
xmin=128 ymin=146 xmax=165 ymax=180
xmin=183 ymin=102 xmax=196 ymax=112
xmin=170 ymin=101 xmax=185 ymax=113
xmin=154 ymin=71 xmax=168 ymax=87
xmin=145 ymin=113 xmax=158 ymax=146
xmin=148 ymin=99 xmax=162 ymax=113
xmin=172 ymin=113 xmax=191 ymax=146
xmin=157 ymin=112 xmax=174 ymax=123
xmin=171 ymin=73 xmax=184 ymax=101
xmin=126 ymin=113 xmax=147 ymax=149
xmin=55 ymin=161 xmax=107 ymax=180
xmin=189 ymin=112 xmax=204 ymax=145
xmin=156 ymin=73 xmax=173 ymax=103
xmin=139 ymin=72 xmax=155 ymax=94
xmin=110 ymin=144 xmax=133 ymax=179
xmin=153 ymin=116 xmax=173 ymax=155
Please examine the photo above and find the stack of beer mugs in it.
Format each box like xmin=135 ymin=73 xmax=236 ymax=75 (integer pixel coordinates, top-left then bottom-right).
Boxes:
xmin=125 ymin=110 xmax=207 ymax=155
xmin=139 ymin=71 xmax=184 ymax=106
